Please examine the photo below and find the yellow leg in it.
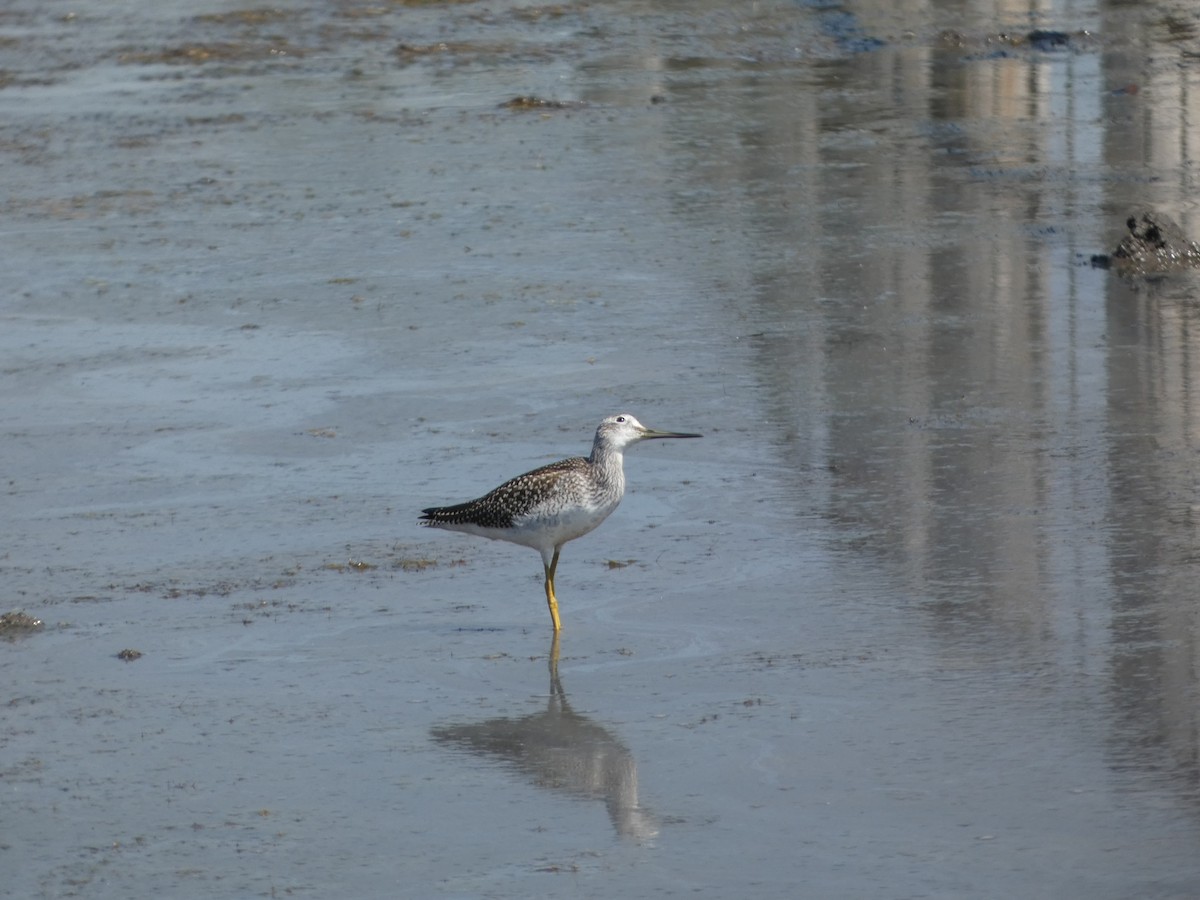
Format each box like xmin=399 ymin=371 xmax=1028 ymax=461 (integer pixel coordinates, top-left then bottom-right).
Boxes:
xmin=548 ymin=631 xmax=561 ymax=688
xmin=543 ymin=548 xmax=562 ymax=631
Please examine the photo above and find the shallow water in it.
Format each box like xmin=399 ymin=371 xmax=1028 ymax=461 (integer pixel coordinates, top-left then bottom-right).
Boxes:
xmin=4 ymin=0 xmax=1200 ymax=897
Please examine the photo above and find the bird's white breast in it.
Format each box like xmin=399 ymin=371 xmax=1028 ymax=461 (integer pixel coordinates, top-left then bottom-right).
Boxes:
xmin=508 ymin=493 xmax=620 ymax=551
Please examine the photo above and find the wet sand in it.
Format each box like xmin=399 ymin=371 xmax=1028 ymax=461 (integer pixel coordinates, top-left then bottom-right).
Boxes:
xmin=4 ymin=1 xmax=1200 ymax=897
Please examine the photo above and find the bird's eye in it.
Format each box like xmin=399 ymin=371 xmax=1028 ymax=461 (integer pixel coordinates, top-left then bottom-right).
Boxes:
xmin=616 ymin=416 xmax=626 ymax=423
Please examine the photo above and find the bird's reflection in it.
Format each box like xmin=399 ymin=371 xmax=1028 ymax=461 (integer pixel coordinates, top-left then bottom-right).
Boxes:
xmin=431 ymin=634 xmax=658 ymax=840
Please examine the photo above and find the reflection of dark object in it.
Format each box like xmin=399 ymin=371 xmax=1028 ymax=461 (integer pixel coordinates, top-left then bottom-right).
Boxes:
xmin=1027 ymin=30 xmax=1070 ymax=51
xmin=819 ymin=10 xmax=885 ymax=53
xmin=800 ymin=0 xmax=885 ymax=54
xmin=117 ymin=648 xmax=143 ymax=661
xmin=431 ymin=638 xmax=658 ymax=840
xmin=1092 ymin=210 xmax=1200 ymax=274
xmin=944 ymin=29 xmax=1092 ymax=62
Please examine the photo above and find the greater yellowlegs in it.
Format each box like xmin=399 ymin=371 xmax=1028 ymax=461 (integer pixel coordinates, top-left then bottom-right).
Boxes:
xmin=420 ymin=414 xmax=701 ymax=630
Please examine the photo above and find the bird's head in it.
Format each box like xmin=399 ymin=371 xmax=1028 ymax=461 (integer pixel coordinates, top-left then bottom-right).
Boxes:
xmin=594 ymin=413 xmax=702 ymax=451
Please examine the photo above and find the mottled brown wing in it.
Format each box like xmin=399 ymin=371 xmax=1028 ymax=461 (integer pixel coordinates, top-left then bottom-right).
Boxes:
xmin=420 ymin=457 xmax=588 ymax=529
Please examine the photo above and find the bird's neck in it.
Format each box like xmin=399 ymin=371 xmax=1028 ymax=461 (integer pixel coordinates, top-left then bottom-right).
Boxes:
xmin=589 ymin=440 xmax=626 ymax=489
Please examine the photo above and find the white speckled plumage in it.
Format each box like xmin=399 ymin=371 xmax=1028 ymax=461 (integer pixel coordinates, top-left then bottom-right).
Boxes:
xmin=420 ymin=414 xmax=701 ymax=630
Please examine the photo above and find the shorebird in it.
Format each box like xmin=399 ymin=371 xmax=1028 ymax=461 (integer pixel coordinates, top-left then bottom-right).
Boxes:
xmin=420 ymin=414 xmax=701 ymax=630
